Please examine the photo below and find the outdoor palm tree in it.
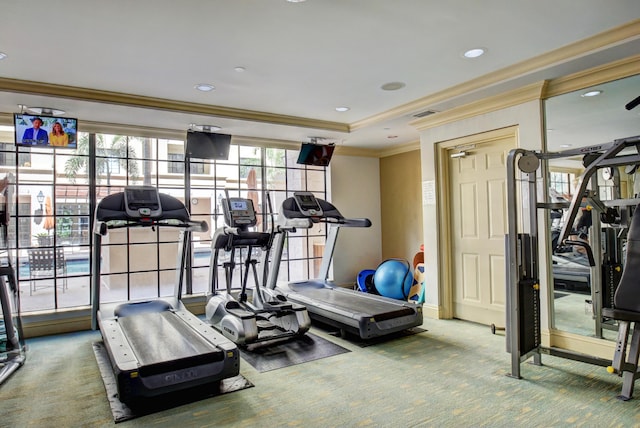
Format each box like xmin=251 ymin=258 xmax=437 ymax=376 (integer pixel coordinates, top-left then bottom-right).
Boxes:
xmin=64 ymin=133 xmax=140 ymax=185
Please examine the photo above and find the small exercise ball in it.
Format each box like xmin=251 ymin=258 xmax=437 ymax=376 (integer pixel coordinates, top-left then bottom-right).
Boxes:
xmin=373 ymin=259 xmax=412 ymax=300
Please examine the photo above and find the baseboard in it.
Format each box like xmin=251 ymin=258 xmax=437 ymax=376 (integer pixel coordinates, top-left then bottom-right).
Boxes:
xmin=544 ymin=328 xmax=615 ymax=360
xmin=20 ymin=296 xmax=208 ymax=338
xmin=422 ymin=304 xmax=442 ymax=319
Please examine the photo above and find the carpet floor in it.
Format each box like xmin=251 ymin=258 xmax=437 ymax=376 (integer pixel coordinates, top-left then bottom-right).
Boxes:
xmin=2 ymin=318 xmax=640 ymax=427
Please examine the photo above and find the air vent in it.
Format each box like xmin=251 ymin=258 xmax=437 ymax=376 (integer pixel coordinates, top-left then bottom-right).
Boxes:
xmin=412 ymin=109 xmax=438 ymax=118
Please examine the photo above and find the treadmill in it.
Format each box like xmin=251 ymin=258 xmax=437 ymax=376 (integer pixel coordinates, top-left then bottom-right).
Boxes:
xmin=91 ymin=186 xmax=239 ymax=405
xmin=267 ymin=191 xmax=423 ymax=339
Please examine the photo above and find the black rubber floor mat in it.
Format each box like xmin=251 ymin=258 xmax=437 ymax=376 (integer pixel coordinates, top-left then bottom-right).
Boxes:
xmin=240 ymin=332 xmax=350 ymax=373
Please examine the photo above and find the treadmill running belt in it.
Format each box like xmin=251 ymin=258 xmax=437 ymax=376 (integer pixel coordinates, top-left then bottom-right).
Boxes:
xmin=118 ymin=311 xmax=223 ymax=368
xmin=288 ymin=282 xmax=414 ymax=318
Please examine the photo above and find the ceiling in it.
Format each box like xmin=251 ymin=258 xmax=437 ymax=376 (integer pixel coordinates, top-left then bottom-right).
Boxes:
xmin=0 ymin=1 xmax=639 ymax=152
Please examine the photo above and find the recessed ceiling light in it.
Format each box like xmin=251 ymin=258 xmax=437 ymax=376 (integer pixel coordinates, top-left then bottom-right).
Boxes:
xmin=560 ymin=144 xmax=573 ymax=148
xmin=194 ymin=83 xmax=215 ymax=92
xmin=581 ymin=90 xmax=602 ymax=97
xmin=26 ymin=107 xmax=65 ymax=115
xmin=0 ymin=52 xmax=7 ymax=60
xmin=463 ymin=48 xmax=486 ymax=58
xmin=381 ymin=82 xmax=406 ymax=91
xmin=286 ymin=0 xmax=306 ymax=3
xmin=335 ymin=107 xmax=350 ymax=112
xmin=387 ymin=135 xmax=398 ymax=139
xmin=234 ymin=66 xmax=246 ymax=72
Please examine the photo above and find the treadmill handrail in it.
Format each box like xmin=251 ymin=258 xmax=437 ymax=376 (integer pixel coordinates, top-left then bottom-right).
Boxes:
xmin=95 ymin=219 xmax=208 ymax=235
xmin=312 ymin=216 xmax=372 ymax=228
xmin=306 ymin=216 xmax=372 ymax=228
xmin=330 ymin=217 xmax=371 ymax=228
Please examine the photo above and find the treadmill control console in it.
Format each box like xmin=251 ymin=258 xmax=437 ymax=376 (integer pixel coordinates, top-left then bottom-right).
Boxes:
xmin=293 ymin=192 xmax=323 ymax=217
xmin=223 ymin=198 xmax=257 ymax=228
xmin=123 ymin=186 xmax=162 ymax=218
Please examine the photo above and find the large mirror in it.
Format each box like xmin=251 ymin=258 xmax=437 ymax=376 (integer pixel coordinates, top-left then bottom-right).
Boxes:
xmin=544 ymin=73 xmax=640 ymax=339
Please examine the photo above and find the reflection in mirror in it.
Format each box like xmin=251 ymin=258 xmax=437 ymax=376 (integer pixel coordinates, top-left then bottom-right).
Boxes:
xmin=546 ymin=74 xmax=640 ymax=152
xmin=545 ymin=74 xmax=640 ymax=340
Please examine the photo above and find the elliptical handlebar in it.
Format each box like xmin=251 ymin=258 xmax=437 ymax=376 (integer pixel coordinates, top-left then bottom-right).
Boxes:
xmin=222 ymin=226 xmax=241 ymax=236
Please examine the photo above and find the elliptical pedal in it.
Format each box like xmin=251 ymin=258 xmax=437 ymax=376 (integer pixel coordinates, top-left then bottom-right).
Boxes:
xmin=255 ymin=318 xmax=279 ymax=331
xmin=262 ymin=300 xmax=293 ymax=312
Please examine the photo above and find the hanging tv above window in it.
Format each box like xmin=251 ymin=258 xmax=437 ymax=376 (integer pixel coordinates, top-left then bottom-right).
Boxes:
xmin=296 ymin=142 xmax=335 ymax=167
xmin=185 ymin=131 xmax=232 ymax=160
xmin=14 ymin=113 xmax=78 ymax=149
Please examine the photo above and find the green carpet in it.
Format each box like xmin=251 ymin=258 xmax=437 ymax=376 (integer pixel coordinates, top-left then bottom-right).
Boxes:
xmin=2 ymin=320 xmax=640 ymax=427
xmin=346 ymin=326 xmax=427 ymax=347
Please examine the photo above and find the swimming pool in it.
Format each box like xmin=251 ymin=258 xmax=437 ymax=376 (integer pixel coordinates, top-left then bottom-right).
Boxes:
xmin=16 ymin=248 xmax=213 ymax=278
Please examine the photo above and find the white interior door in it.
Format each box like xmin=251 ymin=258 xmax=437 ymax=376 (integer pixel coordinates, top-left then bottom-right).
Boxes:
xmin=449 ymin=130 xmax=516 ymax=325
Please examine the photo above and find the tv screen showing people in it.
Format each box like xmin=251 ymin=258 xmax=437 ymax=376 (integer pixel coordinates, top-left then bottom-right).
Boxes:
xmin=14 ymin=113 xmax=78 ymax=149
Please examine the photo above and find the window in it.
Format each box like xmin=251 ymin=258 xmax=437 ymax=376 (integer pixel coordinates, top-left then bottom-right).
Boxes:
xmin=549 ymin=171 xmax=574 ymax=197
xmin=0 ymin=131 xmax=328 ymax=313
xmin=16 ymin=202 xmax=31 ymax=247
xmin=0 ymin=143 xmax=31 ymax=167
xmin=101 ymin=149 xmax=121 ymax=175
xmin=167 ymin=153 xmax=204 ymax=174
xmin=167 ymin=153 xmax=183 ymax=173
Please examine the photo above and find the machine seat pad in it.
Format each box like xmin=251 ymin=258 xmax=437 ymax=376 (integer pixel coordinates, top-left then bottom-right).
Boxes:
xmin=602 ymin=307 xmax=640 ymax=323
xmin=114 ymin=300 xmax=172 ymax=318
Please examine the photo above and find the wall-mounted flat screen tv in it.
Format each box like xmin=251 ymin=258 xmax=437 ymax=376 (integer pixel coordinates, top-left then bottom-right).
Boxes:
xmin=185 ymin=131 xmax=232 ymax=160
xmin=296 ymin=142 xmax=335 ymax=166
xmin=14 ymin=113 xmax=78 ymax=149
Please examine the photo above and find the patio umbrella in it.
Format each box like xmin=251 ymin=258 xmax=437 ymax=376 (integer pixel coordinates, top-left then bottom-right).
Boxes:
xmin=246 ymin=168 xmax=261 ymax=228
xmin=42 ymin=196 xmax=55 ymax=232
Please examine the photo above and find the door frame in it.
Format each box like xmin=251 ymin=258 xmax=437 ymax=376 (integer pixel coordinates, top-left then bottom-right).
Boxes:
xmin=436 ymin=126 xmax=519 ymax=319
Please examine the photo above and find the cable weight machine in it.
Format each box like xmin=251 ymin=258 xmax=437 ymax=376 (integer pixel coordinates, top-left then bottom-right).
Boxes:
xmin=506 ymin=135 xmax=640 ymax=385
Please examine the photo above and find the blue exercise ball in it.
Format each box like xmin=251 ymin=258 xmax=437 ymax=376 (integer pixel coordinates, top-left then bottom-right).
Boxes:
xmin=373 ymin=259 xmax=413 ymax=300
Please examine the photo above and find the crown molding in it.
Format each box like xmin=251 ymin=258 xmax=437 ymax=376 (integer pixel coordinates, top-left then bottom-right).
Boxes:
xmin=2 ymin=19 xmax=638 ymax=152
xmin=0 ymin=77 xmax=350 ymax=133
xmin=352 ymin=19 xmax=640 ymax=131
xmin=332 ymin=145 xmax=379 ymax=158
xmin=543 ymin=53 xmax=640 ymax=98
xmin=376 ymin=140 xmax=420 ymax=158
xmin=0 ymin=112 xmax=322 ymax=150
xmin=411 ymin=81 xmax=546 ymax=131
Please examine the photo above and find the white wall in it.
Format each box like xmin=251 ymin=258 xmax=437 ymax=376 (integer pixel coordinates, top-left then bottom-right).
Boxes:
xmin=419 ymin=100 xmax=545 ymax=318
xmin=329 ymin=154 xmax=382 ymax=285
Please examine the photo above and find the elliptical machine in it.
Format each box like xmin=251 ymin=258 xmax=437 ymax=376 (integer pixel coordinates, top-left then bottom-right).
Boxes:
xmin=205 ymin=193 xmax=310 ymax=347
